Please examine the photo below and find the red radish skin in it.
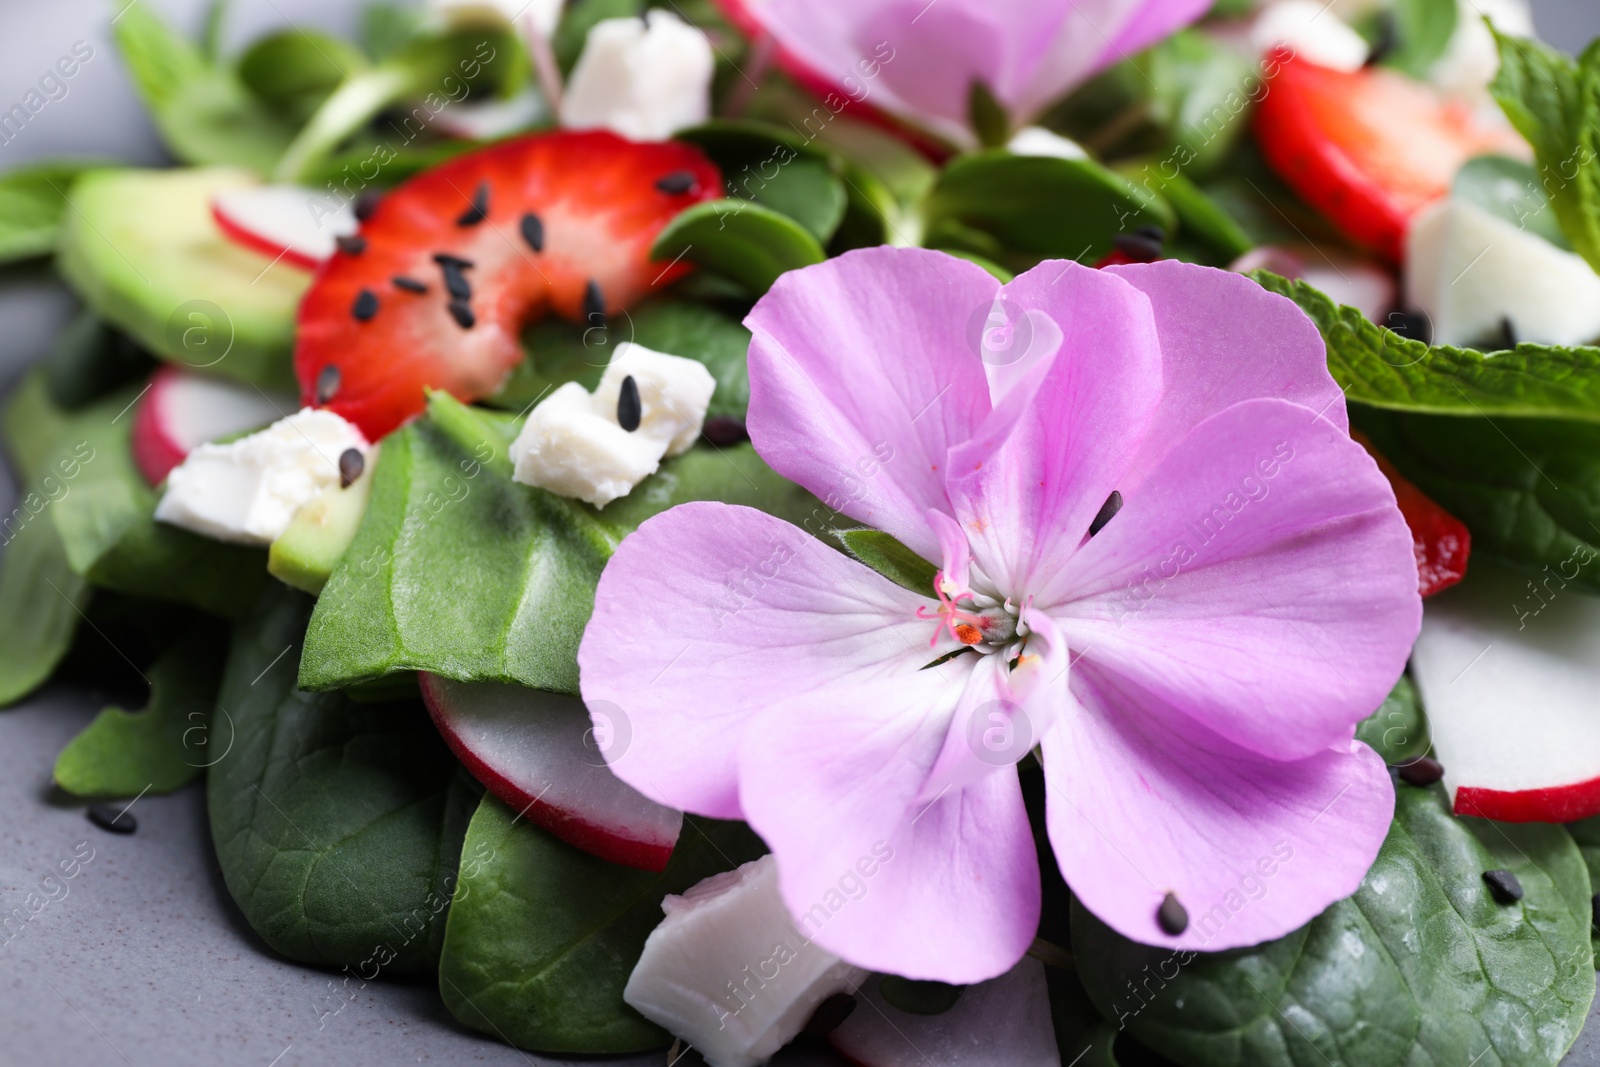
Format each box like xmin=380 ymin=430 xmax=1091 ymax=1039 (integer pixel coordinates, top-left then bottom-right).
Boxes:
xmin=1455 ymin=779 xmax=1600 ymax=823
xmin=294 ymin=131 xmax=723 ymax=440
xmin=212 ymin=185 xmax=357 ymax=271
xmin=212 ymin=201 xmax=322 ymax=271
xmin=130 ymin=366 xmax=296 ymax=485
xmin=1254 ymin=51 xmax=1527 ymax=262
xmin=419 ymin=672 xmax=683 ymax=871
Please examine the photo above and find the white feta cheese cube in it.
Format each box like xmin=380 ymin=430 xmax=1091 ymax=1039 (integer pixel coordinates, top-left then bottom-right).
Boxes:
xmin=591 ymin=341 xmax=716 ymax=457
xmin=559 ymin=11 xmax=714 ymax=142
xmin=154 ymin=408 xmax=367 ymax=546
xmin=624 ymin=854 xmax=867 ymax=1067
xmin=510 ymin=382 xmax=664 ymax=507
xmin=1250 ymin=0 xmax=1370 ymax=73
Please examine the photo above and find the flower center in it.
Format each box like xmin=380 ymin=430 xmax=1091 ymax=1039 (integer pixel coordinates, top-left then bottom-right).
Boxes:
xmin=916 ymin=571 xmax=1018 ymax=651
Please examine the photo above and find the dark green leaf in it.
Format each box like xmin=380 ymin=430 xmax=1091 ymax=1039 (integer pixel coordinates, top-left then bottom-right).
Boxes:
xmin=239 ymin=29 xmax=368 ymax=116
xmin=1488 ymin=30 xmax=1600 ymax=272
xmin=4 ymin=369 xmax=72 ymax=482
xmin=1256 ymin=271 xmax=1600 ymax=421
xmin=300 ymin=393 xmax=818 ymax=693
xmin=650 ymin=198 xmax=826 ymax=295
xmin=47 ymin=388 xmax=270 ymax=618
xmin=836 ymin=528 xmax=937 ymax=595
xmin=879 ymin=976 xmax=964 ymax=1015
xmin=968 ymin=80 xmax=1010 ymax=149
xmin=43 ymin=312 xmax=153 ymax=411
xmin=438 ymin=794 xmax=766 ymax=1053
xmin=553 ymin=0 xmax=644 ymax=72
xmin=53 ymin=624 xmax=226 ymax=797
xmin=1455 ymin=154 xmax=1571 ymax=250
xmin=491 ymin=297 xmax=753 ymax=422
xmin=1073 ymin=785 xmax=1595 ymax=1066
xmin=924 ymin=152 xmax=1174 ymax=267
xmin=359 ymin=2 xmax=425 ymax=62
xmin=1126 ymin=165 xmax=1253 ymax=262
xmin=0 ymin=161 xmax=107 ymax=264
xmin=1142 ymin=30 xmax=1259 ymax=179
xmin=0 ymin=499 xmax=89 ymax=707
xmin=1382 ymin=0 xmax=1459 ymax=79
xmin=207 ymin=584 xmax=478 ymax=974
xmin=1354 ymin=673 xmax=1429 ymax=765
xmin=112 ymin=2 xmax=300 ymax=174
xmin=676 ymin=121 xmax=849 ymax=244
xmin=1566 ymin=816 xmax=1600 ymax=963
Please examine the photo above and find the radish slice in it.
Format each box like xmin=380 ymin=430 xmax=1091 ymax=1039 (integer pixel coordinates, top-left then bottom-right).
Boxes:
xmin=1230 ymin=245 xmax=1397 ymax=324
xmin=212 ymin=185 xmax=357 ymax=270
xmin=829 ymin=957 xmax=1060 ymax=1067
xmin=1410 ymin=565 xmax=1600 ymax=823
xmin=419 ymin=673 xmax=683 ymax=870
xmin=432 ymin=88 xmax=546 ymax=140
xmin=131 ymin=366 xmax=295 ymax=485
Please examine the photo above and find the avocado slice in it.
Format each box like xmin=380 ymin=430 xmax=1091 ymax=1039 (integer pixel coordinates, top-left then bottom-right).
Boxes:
xmin=56 ymin=167 xmax=308 ymax=390
xmin=268 ymin=444 xmax=378 ymax=594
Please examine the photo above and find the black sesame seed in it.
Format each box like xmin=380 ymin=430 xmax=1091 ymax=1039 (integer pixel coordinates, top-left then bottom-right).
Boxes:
xmin=520 ymin=212 xmax=545 ymax=253
xmin=1365 ymin=12 xmax=1397 ymax=67
xmin=338 ymin=448 xmax=365 ymax=489
xmin=353 ymin=189 xmax=383 ymax=221
xmin=803 ymin=993 xmax=856 ymax=1036
xmin=1113 ymin=231 xmax=1163 ymax=263
xmin=432 ymin=252 xmax=475 ymax=269
xmin=617 ymin=375 xmax=642 ymax=432
xmin=1387 ymin=310 xmax=1432 ymax=345
xmin=1591 ymin=891 xmax=1599 ymax=934
xmin=1397 ymin=755 xmax=1444 ymax=786
xmin=1134 ymin=224 xmax=1166 ymax=242
xmin=87 ymin=803 xmax=136 ymax=834
xmin=392 ymin=276 xmax=428 ymax=294
xmin=655 ymin=169 xmax=697 ymax=195
xmin=457 ymin=181 xmax=490 ymax=226
xmin=448 ymin=299 xmax=476 ymax=330
xmin=1088 ymin=490 xmax=1123 ymax=537
xmin=1497 ymin=316 xmax=1518 ymax=348
xmin=439 ymin=259 xmax=473 ymax=301
xmin=1157 ymin=891 xmax=1188 ymax=935
xmin=352 ymin=289 xmax=379 ymax=322
xmin=315 ymin=364 xmax=341 ymax=405
xmin=702 ymin=416 xmax=748 ymax=446
xmin=1483 ymin=869 xmax=1524 ymax=904
xmin=335 ymin=234 xmax=367 ymax=256
xmin=584 ymin=279 xmax=606 ymax=328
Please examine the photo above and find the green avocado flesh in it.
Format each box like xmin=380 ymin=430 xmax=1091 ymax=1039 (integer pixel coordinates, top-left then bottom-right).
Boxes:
xmin=56 ymin=167 xmax=306 ymax=390
xmin=268 ymin=445 xmax=378 ymax=594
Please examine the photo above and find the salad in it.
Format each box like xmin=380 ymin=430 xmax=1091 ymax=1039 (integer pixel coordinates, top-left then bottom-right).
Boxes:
xmin=2 ymin=0 xmax=1599 ymax=1064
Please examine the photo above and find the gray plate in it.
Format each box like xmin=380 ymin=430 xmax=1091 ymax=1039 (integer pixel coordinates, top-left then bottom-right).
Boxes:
xmin=0 ymin=1 xmax=1597 ymax=1064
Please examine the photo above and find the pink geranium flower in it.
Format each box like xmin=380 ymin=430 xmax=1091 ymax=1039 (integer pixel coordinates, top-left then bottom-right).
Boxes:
xmin=725 ymin=0 xmax=1212 ymax=146
xmin=579 ymin=248 xmax=1421 ymax=982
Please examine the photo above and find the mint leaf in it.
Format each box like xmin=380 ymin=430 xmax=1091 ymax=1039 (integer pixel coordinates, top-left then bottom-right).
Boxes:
xmin=1489 ymin=30 xmax=1600 ymax=272
xmin=0 ymin=161 xmax=106 ymax=265
xmin=1354 ymin=674 xmax=1430 ymax=765
xmin=207 ymin=585 xmax=478 ymax=974
xmin=53 ymin=624 xmax=226 ymax=797
xmin=676 ymin=121 xmax=850 ymax=244
xmin=438 ymin=794 xmax=766 ymax=1053
xmin=836 ymin=528 xmax=937 ymax=595
xmin=1454 ymin=154 xmax=1571 ymax=250
xmin=1569 ymin=816 xmax=1600 ymax=965
xmin=300 ymin=393 xmax=819 ymax=693
xmin=649 ymin=198 xmax=826 ymax=296
xmin=1355 ymin=406 xmax=1600 ymax=592
xmin=112 ymin=1 xmax=299 ymax=175
xmin=1072 ymin=785 xmax=1595 ymax=1066
xmin=1257 ymin=271 xmax=1600 ymax=420
xmin=1383 ymin=0 xmax=1459 ymax=79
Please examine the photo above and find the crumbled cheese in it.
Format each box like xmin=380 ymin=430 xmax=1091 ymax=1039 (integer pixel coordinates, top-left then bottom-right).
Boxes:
xmin=624 ymin=855 xmax=868 ymax=1067
xmin=153 ymin=408 xmax=368 ymax=545
xmin=511 ymin=342 xmax=715 ymax=508
xmin=1006 ymin=127 xmax=1088 ymax=160
xmin=559 ymin=11 xmax=714 ymax=141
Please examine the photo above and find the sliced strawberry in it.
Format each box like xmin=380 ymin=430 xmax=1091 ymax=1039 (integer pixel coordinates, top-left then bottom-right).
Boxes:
xmin=294 ymin=131 xmax=722 ymax=440
xmin=1355 ymin=432 xmax=1470 ymax=597
xmin=1254 ymin=51 xmax=1526 ymax=262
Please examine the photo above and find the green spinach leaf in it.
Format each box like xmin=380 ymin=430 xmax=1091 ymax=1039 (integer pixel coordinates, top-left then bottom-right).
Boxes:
xmin=0 ymin=160 xmax=107 ymax=265
xmin=1455 ymin=154 xmax=1571 ymax=251
xmin=1568 ymin=816 xmax=1600 ymax=965
xmin=207 ymin=584 xmax=478 ymax=974
xmin=1382 ymin=0 xmax=1460 ymax=79
xmin=1073 ymin=786 xmax=1595 ymax=1066
xmin=650 ymin=198 xmax=826 ymax=296
xmin=1354 ymin=674 xmax=1430 ymax=766
xmin=437 ymin=793 xmax=766 ymax=1053
xmin=53 ymin=624 xmax=225 ymax=797
xmin=1257 ymin=272 xmax=1600 ymax=421
xmin=1489 ymin=30 xmax=1600 ymax=273
xmin=677 ymin=121 xmax=850 ymax=244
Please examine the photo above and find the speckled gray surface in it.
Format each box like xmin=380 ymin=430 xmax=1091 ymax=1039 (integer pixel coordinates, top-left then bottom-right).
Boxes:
xmin=0 ymin=2 xmax=1597 ymax=1065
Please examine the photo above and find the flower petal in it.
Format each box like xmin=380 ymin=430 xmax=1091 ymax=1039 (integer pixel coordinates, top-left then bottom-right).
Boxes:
xmin=1105 ymin=261 xmax=1346 ymax=486
xmin=945 ymin=260 xmax=1163 ymax=600
xmin=738 ymin=679 xmax=1040 ymax=983
xmin=1046 ymin=398 xmax=1420 ymax=760
xmin=1043 ymin=664 xmax=1394 ymax=951
xmin=578 ymin=501 xmax=940 ymax=818
xmin=746 ymin=248 xmax=999 ymax=561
